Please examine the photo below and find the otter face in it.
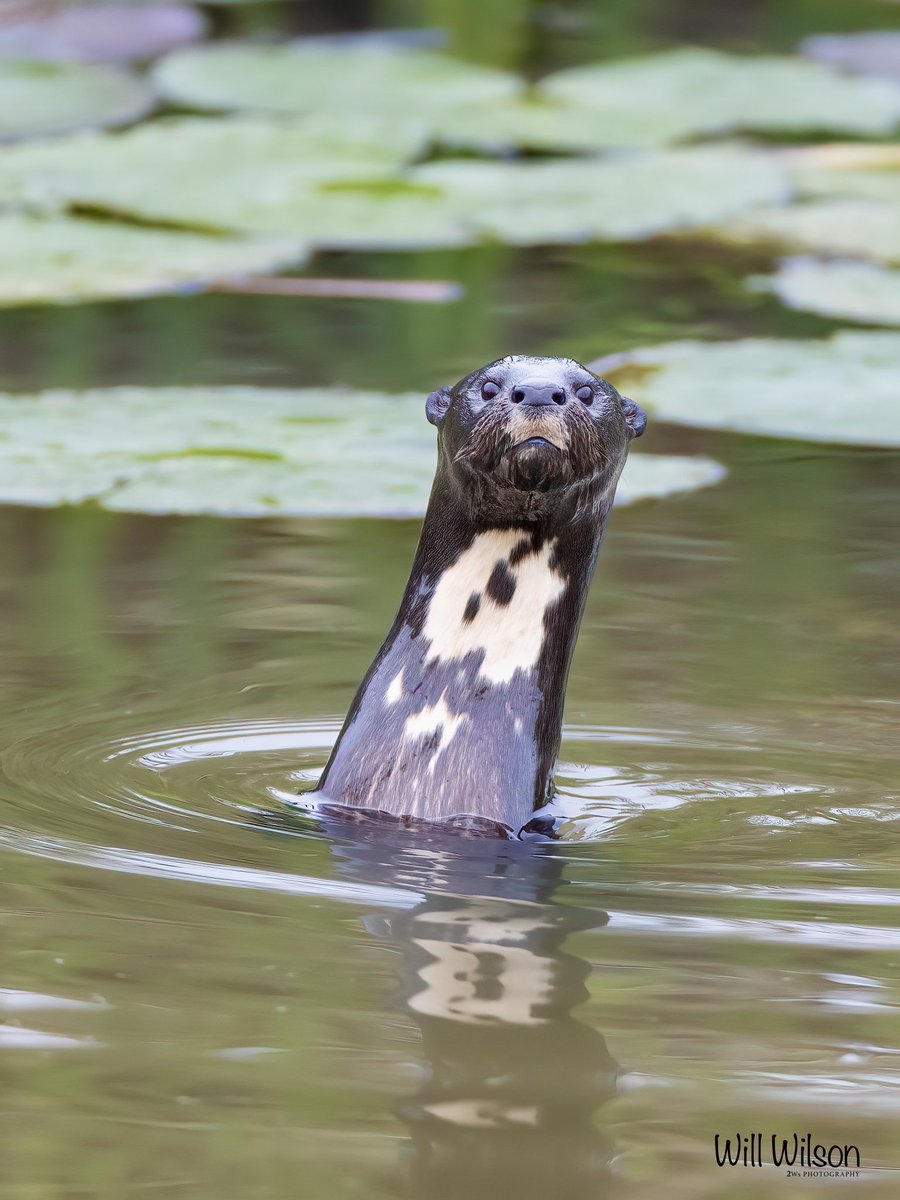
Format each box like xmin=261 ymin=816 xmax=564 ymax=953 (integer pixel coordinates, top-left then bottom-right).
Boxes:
xmin=426 ymin=356 xmax=646 ymax=517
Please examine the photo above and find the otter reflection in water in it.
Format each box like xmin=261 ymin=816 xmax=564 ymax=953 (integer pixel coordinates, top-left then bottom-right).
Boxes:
xmin=326 ymin=816 xmax=618 ymax=1200
xmin=315 ymin=356 xmax=647 ymax=835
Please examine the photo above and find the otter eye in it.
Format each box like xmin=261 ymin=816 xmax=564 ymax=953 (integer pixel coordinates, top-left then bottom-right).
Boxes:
xmin=575 ymin=384 xmax=594 ymax=404
xmin=481 ymin=380 xmax=501 ymax=400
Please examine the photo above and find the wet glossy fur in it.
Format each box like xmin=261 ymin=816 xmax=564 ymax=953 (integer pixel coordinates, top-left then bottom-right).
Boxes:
xmin=315 ymin=355 xmax=646 ymax=834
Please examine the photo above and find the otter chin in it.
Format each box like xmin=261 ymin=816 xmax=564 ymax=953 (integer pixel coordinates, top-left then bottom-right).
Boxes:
xmin=504 ymin=438 xmax=567 ymax=492
xmin=313 ymin=355 xmax=647 ymax=837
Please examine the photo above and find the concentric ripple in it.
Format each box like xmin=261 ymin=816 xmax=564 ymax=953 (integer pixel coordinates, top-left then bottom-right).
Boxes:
xmin=0 ymin=714 xmax=427 ymax=909
xmin=1 ymin=715 xmax=331 ymax=844
xmin=1 ymin=710 xmax=892 ymax=902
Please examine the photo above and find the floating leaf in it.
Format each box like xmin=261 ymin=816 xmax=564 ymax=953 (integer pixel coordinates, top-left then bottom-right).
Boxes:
xmin=0 ymin=215 xmax=305 ymax=304
xmin=412 ymin=146 xmax=789 ymax=245
xmin=612 ymin=454 xmax=726 ymax=506
xmin=289 ymin=181 xmax=469 ymax=250
xmin=0 ymin=130 xmax=788 ymax=248
xmin=153 ymin=41 xmax=519 ymax=116
xmin=785 ymin=144 xmax=900 ymax=172
xmin=153 ymin=43 xmax=900 ymax=151
xmin=430 ymin=94 xmax=676 ymax=152
xmin=801 ymin=31 xmax=900 ymax=83
xmin=785 ymin=144 xmax=900 ymax=204
xmin=750 ymin=258 xmax=900 ymax=326
xmin=540 ymin=47 xmax=900 ymax=139
xmin=0 ymin=386 xmax=726 ymax=516
xmin=591 ymin=330 xmax=900 ymax=446
xmin=722 ymin=199 xmax=900 ymax=264
xmin=794 ymin=170 xmax=900 ymax=204
xmin=0 ymin=60 xmax=152 ymax=140
xmin=0 ymin=5 xmax=207 ymax=64
xmin=0 ymin=115 xmax=433 ymax=233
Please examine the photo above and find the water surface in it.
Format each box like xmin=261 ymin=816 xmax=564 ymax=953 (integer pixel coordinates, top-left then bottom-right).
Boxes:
xmin=2 ymin=422 xmax=898 ymax=1196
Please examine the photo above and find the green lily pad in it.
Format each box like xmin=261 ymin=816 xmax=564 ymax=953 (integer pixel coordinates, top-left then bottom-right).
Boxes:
xmin=0 ymin=60 xmax=152 ymax=141
xmin=0 ymin=130 xmax=787 ymax=248
xmin=412 ymin=146 xmax=789 ymax=245
xmin=750 ymin=258 xmax=900 ymax=326
xmin=786 ymin=145 xmax=900 ymax=204
xmin=539 ymin=47 xmax=900 ymax=140
xmin=590 ymin=330 xmax=900 ymax=446
xmin=612 ymin=454 xmax=726 ymax=506
xmin=723 ymin=198 xmax=900 ymax=264
xmin=430 ymin=94 xmax=677 ymax=153
xmin=0 ymin=386 xmax=726 ymax=516
xmin=794 ymin=168 xmax=900 ymax=204
xmin=0 ymin=215 xmax=305 ymax=304
xmin=0 ymin=115 xmax=433 ymax=233
xmin=153 ymin=40 xmax=519 ymax=116
xmin=796 ymin=169 xmax=900 ymax=204
xmin=288 ymin=180 xmax=469 ymax=250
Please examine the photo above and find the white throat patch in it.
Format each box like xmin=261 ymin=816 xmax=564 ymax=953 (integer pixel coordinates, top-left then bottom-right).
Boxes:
xmin=420 ymin=529 xmax=565 ymax=684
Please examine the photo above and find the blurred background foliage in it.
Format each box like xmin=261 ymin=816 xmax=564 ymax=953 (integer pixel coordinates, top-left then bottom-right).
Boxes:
xmin=0 ymin=0 xmax=898 ymax=509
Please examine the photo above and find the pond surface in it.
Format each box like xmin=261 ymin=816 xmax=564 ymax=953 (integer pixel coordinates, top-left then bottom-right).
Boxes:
xmin=3 ymin=409 xmax=898 ymax=1197
xmin=3 ymin=1 xmax=900 ymax=1196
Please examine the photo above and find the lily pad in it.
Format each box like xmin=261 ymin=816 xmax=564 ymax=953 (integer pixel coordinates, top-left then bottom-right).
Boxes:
xmin=0 ymin=215 xmax=306 ymax=304
xmin=612 ymin=454 xmax=726 ymax=506
xmin=0 ymin=131 xmax=787 ymax=248
xmin=750 ymin=258 xmax=900 ymax=326
xmin=540 ymin=47 xmax=900 ymax=140
xmin=0 ymin=5 xmax=207 ymax=64
xmin=794 ymin=169 xmax=900 ymax=204
xmin=723 ymin=199 xmax=900 ymax=264
xmin=786 ymin=144 xmax=900 ymax=172
xmin=590 ymin=330 xmax=900 ymax=446
xmin=287 ymin=181 xmax=469 ymax=250
xmin=785 ymin=144 xmax=900 ymax=204
xmin=0 ymin=115 xmax=434 ymax=233
xmin=0 ymin=60 xmax=152 ymax=141
xmin=153 ymin=40 xmax=519 ymax=116
xmin=412 ymin=146 xmax=789 ymax=245
xmin=430 ymin=94 xmax=679 ymax=153
xmin=440 ymin=50 xmax=900 ymax=151
xmin=0 ymin=386 xmax=726 ymax=516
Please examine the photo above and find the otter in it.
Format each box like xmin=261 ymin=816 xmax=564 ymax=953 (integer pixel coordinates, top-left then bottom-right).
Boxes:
xmin=315 ymin=355 xmax=646 ymax=837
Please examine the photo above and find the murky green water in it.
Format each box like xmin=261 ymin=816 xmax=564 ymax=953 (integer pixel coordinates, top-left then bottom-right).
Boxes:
xmin=3 ymin=418 xmax=898 ymax=1196
xmin=3 ymin=2 xmax=900 ymax=1196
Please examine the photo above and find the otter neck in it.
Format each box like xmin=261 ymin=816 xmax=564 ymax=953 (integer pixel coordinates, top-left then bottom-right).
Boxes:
xmin=317 ymin=474 xmax=614 ymax=833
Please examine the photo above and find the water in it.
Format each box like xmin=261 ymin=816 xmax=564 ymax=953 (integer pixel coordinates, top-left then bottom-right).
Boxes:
xmin=2 ymin=423 xmax=898 ymax=1195
xmin=3 ymin=1 xmax=900 ymax=1194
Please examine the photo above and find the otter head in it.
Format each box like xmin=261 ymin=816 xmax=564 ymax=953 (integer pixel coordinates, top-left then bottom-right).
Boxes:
xmin=426 ymin=355 xmax=646 ymax=524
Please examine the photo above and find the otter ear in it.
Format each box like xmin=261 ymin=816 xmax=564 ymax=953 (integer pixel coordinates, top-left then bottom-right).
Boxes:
xmin=426 ymin=386 xmax=451 ymax=427
xmin=622 ymin=396 xmax=648 ymax=439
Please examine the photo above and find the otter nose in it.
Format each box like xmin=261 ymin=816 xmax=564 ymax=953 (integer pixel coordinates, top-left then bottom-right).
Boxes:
xmin=510 ymin=383 xmax=567 ymax=407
